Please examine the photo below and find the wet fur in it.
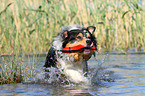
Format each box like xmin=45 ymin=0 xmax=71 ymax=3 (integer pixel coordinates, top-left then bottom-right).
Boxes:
xmin=44 ymin=25 xmax=97 ymax=83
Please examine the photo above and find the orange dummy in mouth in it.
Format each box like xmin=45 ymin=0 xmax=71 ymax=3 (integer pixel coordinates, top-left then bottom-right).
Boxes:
xmin=61 ymin=44 xmax=96 ymax=53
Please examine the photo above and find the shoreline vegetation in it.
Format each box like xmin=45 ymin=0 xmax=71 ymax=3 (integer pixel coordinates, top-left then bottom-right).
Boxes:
xmin=0 ymin=0 xmax=144 ymax=55
xmin=0 ymin=0 xmax=145 ymax=84
xmin=0 ymin=54 xmax=38 ymax=84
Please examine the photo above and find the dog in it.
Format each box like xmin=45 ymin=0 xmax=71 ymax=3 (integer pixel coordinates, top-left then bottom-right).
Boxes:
xmin=43 ymin=25 xmax=97 ymax=83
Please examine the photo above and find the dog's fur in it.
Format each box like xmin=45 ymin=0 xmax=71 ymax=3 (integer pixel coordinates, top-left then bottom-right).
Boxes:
xmin=44 ymin=25 xmax=97 ymax=83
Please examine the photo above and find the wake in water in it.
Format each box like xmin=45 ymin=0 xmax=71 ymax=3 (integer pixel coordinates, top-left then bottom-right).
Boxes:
xmin=24 ymin=53 xmax=115 ymax=86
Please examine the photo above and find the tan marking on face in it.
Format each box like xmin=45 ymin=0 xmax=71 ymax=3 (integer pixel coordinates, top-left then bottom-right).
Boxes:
xmin=65 ymin=33 xmax=94 ymax=62
xmin=64 ymin=31 xmax=68 ymax=38
xmin=76 ymin=33 xmax=83 ymax=39
xmin=66 ymin=33 xmax=87 ymax=47
xmin=86 ymin=33 xmax=91 ymax=38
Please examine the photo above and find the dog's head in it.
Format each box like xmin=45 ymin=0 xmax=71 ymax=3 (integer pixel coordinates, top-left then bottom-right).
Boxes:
xmin=61 ymin=25 xmax=97 ymax=61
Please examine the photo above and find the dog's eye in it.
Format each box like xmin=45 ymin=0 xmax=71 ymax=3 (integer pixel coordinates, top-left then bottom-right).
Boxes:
xmin=76 ymin=36 xmax=82 ymax=39
xmin=88 ymin=37 xmax=91 ymax=39
xmin=71 ymin=39 xmax=77 ymax=43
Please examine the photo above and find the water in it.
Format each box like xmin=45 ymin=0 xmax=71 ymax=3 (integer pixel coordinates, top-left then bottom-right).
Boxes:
xmin=0 ymin=54 xmax=145 ymax=96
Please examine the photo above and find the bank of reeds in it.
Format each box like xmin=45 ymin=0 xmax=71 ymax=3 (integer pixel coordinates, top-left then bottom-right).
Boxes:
xmin=0 ymin=0 xmax=144 ymax=55
xmin=0 ymin=55 xmax=23 ymax=84
xmin=0 ymin=55 xmax=38 ymax=84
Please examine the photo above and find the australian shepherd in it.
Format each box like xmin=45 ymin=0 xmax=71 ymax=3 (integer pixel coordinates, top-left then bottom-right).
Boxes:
xmin=43 ymin=25 xmax=97 ymax=83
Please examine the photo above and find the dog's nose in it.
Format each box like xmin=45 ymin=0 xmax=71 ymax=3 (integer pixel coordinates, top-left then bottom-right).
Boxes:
xmin=86 ymin=40 xmax=92 ymax=46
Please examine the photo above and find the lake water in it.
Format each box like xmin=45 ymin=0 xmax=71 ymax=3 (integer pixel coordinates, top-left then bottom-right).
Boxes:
xmin=0 ymin=53 xmax=145 ymax=96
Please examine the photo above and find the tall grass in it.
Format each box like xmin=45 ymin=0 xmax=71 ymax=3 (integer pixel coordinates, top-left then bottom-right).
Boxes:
xmin=0 ymin=0 xmax=144 ymax=55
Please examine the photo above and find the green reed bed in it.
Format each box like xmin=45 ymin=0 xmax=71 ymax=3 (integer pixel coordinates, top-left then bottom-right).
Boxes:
xmin=0 ymin=55 xmax=23 ymax=84
xmin=0 ymin=0 xmax=144 ymax=55
xmin=0 ymin=54 xmax=38 ymax=84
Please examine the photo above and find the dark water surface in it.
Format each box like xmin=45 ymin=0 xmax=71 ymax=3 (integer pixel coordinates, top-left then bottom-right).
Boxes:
xmin=0 ymin=54 xmax=145 ymax=96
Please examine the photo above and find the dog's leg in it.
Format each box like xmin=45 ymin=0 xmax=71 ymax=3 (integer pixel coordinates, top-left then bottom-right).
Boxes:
xmin=83 ymin=61 xmax=88 ymax=77
xmin=43 ymin=47 xmax=57 ymax=68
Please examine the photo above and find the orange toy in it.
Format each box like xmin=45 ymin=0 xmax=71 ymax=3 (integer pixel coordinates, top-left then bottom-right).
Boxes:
xmin=61 ymin=44 xmax=96 ymax=53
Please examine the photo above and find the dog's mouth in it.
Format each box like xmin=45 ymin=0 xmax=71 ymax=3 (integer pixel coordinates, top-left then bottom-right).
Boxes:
xmin=83 ymin=49 xmax=91 ymax=54
xmin=61 ymin=44 xmax=96 ymax=53
xmin=83 ymin=45 xmax=94 ymax=54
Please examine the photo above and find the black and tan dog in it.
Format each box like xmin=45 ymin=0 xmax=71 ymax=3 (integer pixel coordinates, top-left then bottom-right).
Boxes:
xmin=44 ymin=25 xmax=97 ymax=83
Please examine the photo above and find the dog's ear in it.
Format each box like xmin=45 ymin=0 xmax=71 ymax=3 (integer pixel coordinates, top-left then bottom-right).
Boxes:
xmin=64 ymin=30 xmax=68 ymax=38
xmin=87 ymin=26 xmax=96 ymax=34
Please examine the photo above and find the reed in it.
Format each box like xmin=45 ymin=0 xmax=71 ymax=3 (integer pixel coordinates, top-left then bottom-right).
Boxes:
xmin=0 ymin=0 xmax=144 ymax=55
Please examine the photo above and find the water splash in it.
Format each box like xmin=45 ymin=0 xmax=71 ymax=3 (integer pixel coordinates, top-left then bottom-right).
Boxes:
xmin=89 ymin=53 xmax=108 ymax=84
xmin=24 ymin=67 xmax=71 ymax=85
xmin=23 ymin=53 xmax=115 ymax=86
xmin=89 ymin=53 xmax=116 ymax=86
